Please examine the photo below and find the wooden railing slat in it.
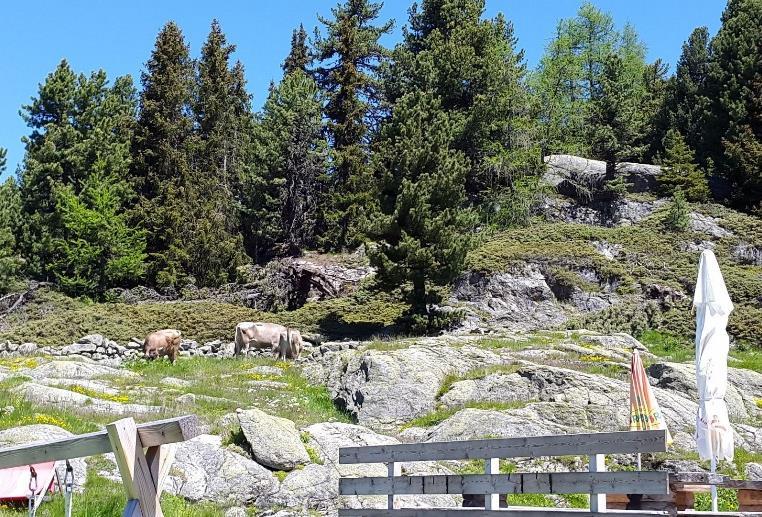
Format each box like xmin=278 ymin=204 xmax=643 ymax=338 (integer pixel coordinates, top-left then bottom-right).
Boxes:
xmin=339 ymin=472 xmax=670 ymax=496
xmin=338 ymin=509 xmax=671 ymax=516
xmin=339 ymin=430 xmax=668 ymax=464
xmin=0 ymin=415 xmax=199 ymax=469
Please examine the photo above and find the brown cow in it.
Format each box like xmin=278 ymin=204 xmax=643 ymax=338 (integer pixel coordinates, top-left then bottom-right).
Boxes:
xmin=144 ymin=329 xmax=182 ymax=362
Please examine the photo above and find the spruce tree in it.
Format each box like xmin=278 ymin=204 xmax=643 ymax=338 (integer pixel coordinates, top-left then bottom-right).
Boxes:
xmin=640 ymin=59 xmax=671 ymax=161
xmin=190 ymin=20 xmax=249 ymax=286
xmin=282 ymin=24 xmax=310 ymax=75
xmin=19 ymin=61 xmax=142 ymax=293
xmin=668 ymin=27 xmax=712 ymax=162
xmin=0 ymin=152 xmax=22 ymax=294
xmin=314 ymin=0 xmax=393 ymax=250
xmin=706 ymin=0 xmax=762 ymax=212
xmin=657 ymin=129 xmax=710 ymax=202
xmin=587 ymin=54 xmax=647 ymax=199
xmin=251 ymin=71 xmax=326 ymax=257
xmin=369 ymin=91 xmax=475 ymax=331
xmin=387 ymin=0 xmax=541 ymax=199
xmin=131 ymin=22 xmax=195 ymax=287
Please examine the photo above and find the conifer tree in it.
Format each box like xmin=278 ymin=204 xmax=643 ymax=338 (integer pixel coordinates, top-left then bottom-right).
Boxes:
xmin=369 ymin=91 xmax=475 ymax=331
xmin=314 ymin=0 xmax=393 ymax=250
xmin=640 ymin=59 xmax=671 ymax=161
xmin=387 ymin=0 xmax=541 ymax=199
xmin=668 ymin=27 xmax=712 ymax=163
xmin=587 ymin=54 xmax=646 ymax=199
xmin=250 ymin=71 xmax=326 ymax=258
xmin=190 ymin=20 xmax=249 ymax=286
xmin=657 ymin=129 xmax=710 ymax=202
xmin=0 ymin=151 xmax=22 ymax=294
xmin=706 ymin=0 xmax=762 ymax=211
xmin=19 ymin=61 xmax=142 ymax=293
xmin=282 ymin=24 xmax=310 ymax=75
xmin=131 ymin=22 xmax=195 ymax=287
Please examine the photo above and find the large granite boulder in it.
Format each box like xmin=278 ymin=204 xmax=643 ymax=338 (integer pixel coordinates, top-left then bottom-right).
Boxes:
xmin=25 ymin=361 xmax=138 ymax=381
xmin=166 ymin=434 xmax=279 ymax=506
xmin=12 ymin=382 xmax=161 ymax=417
xmin=237 ymin=408 xmax=310 ymax=470
xmin=543 ymin=154 xmax=661 ymax=194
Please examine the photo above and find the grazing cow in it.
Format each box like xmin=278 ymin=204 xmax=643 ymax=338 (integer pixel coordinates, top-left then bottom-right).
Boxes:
xmin=235 ymin=322 xmax=287 ymax=356
xmin=144 ymin=329 xmax=182 ymax=363
xmin=277 ymin=328 xmax=304 ymax=360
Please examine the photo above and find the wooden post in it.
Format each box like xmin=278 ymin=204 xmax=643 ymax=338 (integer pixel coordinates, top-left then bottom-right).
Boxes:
xmin=387 ymin=462 xmax=400 ymax=509
xmin=590 ymin=453 xmax=606 ymax=512
xmin=485 ymin=457 xmax=501 ymax=510
xmin=107 ymin=418 xmax=164 ymax=517
xmin=145 ymin=443 xmax=176 ymax=495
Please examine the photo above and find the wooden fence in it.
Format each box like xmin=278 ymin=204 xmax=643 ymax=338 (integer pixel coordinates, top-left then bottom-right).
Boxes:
xmin=338 ymin=429 xmax=677 ymax=516
xmin=0 ymin=414 xmax=199 ymax=516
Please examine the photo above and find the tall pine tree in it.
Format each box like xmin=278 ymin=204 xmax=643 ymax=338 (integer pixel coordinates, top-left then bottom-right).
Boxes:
xmin=283 ymin=24 xmax=310 ymax=75
xmin=706 ymin=0 xmax=762 ymax=212
xmin=19 ymin=61 xmax=144 ymax=294
xmin=369 ymin=91 xmax=475 ymax=331
xmin=190 ymin=20 xmax=249 ymax=286
xmin=657 ymin=129 xmax=710 ymax=202
xmin=387 ymin=0 xmax=541 ymax=200
xmin=314 ymin=0 xmax=393 ymax=250
xmin=0 ymin=149 xmax=22 ymax=294
xmin=131 ymin=22 xmax=195 ymax=288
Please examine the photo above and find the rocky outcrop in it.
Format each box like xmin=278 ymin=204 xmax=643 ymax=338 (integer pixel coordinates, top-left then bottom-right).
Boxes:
xmin=12 ymin=382 xmax=162 ymax=417
xmin=543 ymin=155 xmax=662 ymax=195
xmin=689 ymin=213 xmax=733 ymax=238
xmin=166 ymin=434 xmax=280 ymax=506
xmin=542 ymin=196 xmax=667 ymax=227
xmin=237 ymin=408 xmax=310 ymax=470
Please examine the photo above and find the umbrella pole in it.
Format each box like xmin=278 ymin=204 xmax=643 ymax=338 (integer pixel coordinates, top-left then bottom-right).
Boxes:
xmin=711 ymin=456 xmax=718 ymax=512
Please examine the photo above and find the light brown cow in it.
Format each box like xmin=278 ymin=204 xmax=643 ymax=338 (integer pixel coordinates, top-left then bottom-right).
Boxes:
xmin=235 ymin=322 xmax=287 ymax=356
xmin=277 ymin=329 xmax=304 ymax=360
xmin=144 ymin=329 xmax=182 ymax=363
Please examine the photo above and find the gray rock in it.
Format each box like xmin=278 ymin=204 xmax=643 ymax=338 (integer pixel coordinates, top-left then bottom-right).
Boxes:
xmin=733 ymin=244 xmax=762 ymax=266
xmin=689 ymin=213 xmax=732 ymax=238
xmin=176 ymin=393 xmax=197 ymax=405
xmin=452 ymin=267 xmax=566 ymax=333
xmin=593 ymin=240 xmax=622 ymax=260
xmin=543 ymin=155 xmax=661 ymax=195
xmin=61 ymin=342 xmax=97 ymax=355
xmin=26 ymin=361 xmax=138 ymax=381
xmin=237 ymin=408 xmax=309 ymax=470
xmin=166 ymin=434 xmax=279 ymax=506
xmin=17 ymin=342 xmax=38 ymax=355
xmin=161 ymin=376 xmax=193 ymax=388
xmin=224 ymin=508 xmax=248 ymax=517
xmin=746 ymin=463 xmax=762 ymax=481
xmin=13 ymin=382 xmax=161 ymax=417
xmin=79 ymin=334 xmax=105 ymax=348
xmin=247 ymin=366 xmax=284 ymax=377
xmin=0 ymin=425 xmax=87 ymax=492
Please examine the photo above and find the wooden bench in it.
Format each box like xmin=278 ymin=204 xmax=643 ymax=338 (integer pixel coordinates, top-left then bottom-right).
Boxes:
xmin=0 ymin=415 xmax=199 ymax=517
xmin=338 ymin=429 xmax=673 ymax=516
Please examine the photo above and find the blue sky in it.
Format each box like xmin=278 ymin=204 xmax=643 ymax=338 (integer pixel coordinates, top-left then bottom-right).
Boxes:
xmin=1 ymin=0 xmax=727 ymax=179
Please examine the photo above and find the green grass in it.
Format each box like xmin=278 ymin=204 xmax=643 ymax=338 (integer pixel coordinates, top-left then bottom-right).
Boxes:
xmin=695 ymin=489 xmax=738 ymax=512
xmin=506 ymin=493 xmax=556 ymax=507
xmin=475 ymin=335 xmax=555 ymax=350
xmin=402 ymin=401 xmax=530 ymax=429
xmin=640 ymin=330 xmax=762 ymax=373
xmin=0 ymin=471 xmax=226 ymax=516
xmin=118 ymin=356 xmax=352 ymax=428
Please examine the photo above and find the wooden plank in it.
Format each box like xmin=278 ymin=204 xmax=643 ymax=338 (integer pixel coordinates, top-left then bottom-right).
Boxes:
xmin=107 ymin=418 xmax=163 ymax=517
xmin=338 ymin=509 xmax=671 ymax=516
xmin=589 ymin=454 xmax=606 ymax=512
xmin=122 ymin=499 xmax=143 ymax=517
xmin=145 ymin=444 xmax=176 ymax=495
xmin=738 ymin=488 xmax=762 ymax=512
xmin=0 ymin=415 xmax=199 ymax=470
xmin=388 ymin=462 xmax=400 ymax=510
xmin=339 ymin=471 xmax=670 ymax=496
xmin=339 ymin=430 xmax=668 ymax=464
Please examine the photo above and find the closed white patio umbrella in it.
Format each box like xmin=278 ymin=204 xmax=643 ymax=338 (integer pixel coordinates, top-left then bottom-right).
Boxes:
xmin=693 ymin=249 xmax=734 ymax=512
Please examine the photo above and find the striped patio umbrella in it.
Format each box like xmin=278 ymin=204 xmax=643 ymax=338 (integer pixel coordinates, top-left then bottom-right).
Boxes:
xmin=630 ymin=349 xmax=672 ymax=464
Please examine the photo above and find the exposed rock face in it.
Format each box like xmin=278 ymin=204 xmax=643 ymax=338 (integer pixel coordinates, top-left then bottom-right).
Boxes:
xmin=12 ymin=382 xmax=161 ymax=417
xmin=0 ymin=425 xmax=87 ymax=492
xmin=452 ymin=268 xmax=566 ymax=332
xmin=328 ymin=339 xmax=510 ymax=429
xmin=543 ymin=197 xmax=667 ymax=227
xmin=689 ymin=213 xmax=733 ymax=238
xmin=25 ymin=360 xmax=138 ymax=381
xmin=166 ymin=434 xmax=279 ymax=506
xmin=237 ymin=408 xmax=310 ymax=470
xmin=543 ymin=155 xmax=662 ymax=194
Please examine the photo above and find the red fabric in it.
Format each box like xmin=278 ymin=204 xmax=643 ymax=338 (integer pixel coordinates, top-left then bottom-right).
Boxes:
xmin=0 ymin=462 xmax=56 ymax=501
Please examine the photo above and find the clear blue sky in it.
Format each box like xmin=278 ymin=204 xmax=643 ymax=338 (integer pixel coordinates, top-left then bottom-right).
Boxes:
xmin=0 ymin=0 xmax=727 ymax=179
